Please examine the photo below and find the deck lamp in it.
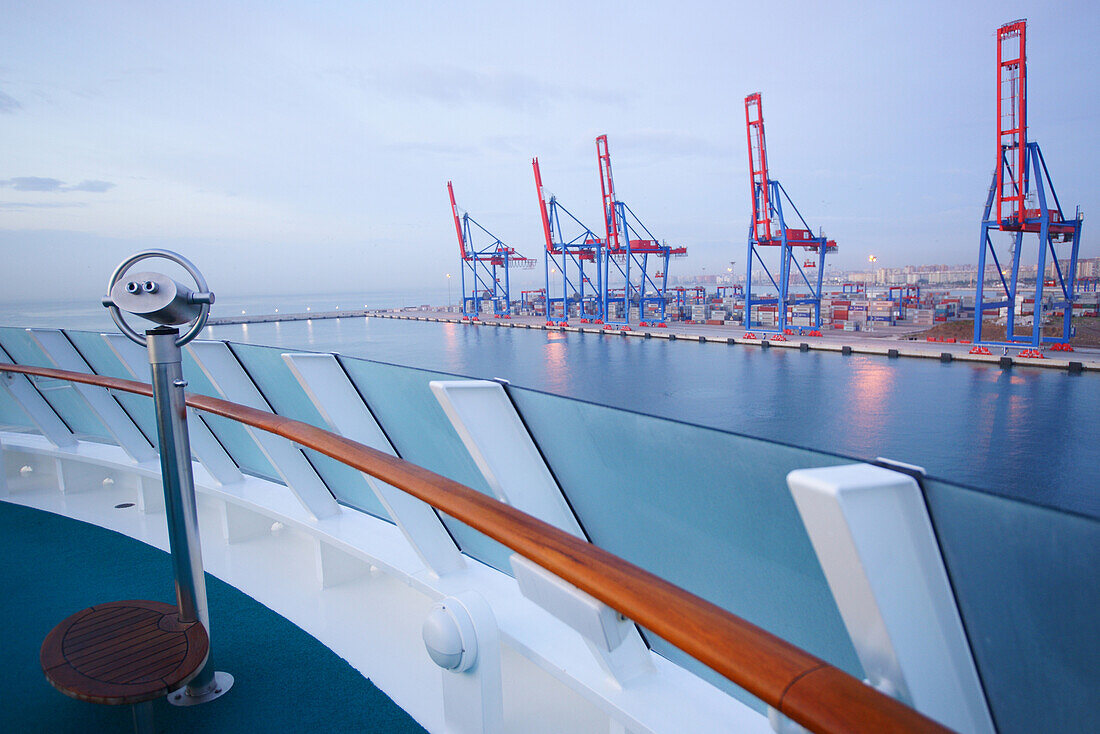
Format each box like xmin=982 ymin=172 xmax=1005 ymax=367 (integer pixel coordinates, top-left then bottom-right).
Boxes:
xmin=102 ymin=249 xmax=233 ymax=705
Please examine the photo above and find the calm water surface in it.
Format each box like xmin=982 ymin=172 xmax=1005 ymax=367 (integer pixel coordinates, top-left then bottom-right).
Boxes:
xmin=206 ymin=316 xmax=1099 ymax=518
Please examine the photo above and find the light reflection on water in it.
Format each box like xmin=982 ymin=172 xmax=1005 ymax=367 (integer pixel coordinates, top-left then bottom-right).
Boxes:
xmin=847 ymin=359 xmax=894 ymax=444
xmin=542 ymin=333 xmax=570 ymax=393
xmin=217 ymin=316 xmax=1099 ymax=517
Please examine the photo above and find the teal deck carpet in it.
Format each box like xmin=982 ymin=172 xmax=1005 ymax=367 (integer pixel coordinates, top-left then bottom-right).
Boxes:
xmin=0 ymin=501 xmax=427 ymax=733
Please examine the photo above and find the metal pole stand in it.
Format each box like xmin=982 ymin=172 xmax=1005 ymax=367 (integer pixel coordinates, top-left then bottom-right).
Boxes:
xmin=101 ymin=249 xmax=233 ymax=706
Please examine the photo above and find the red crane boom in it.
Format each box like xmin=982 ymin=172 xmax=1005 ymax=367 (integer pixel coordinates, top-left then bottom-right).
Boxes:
xmin=744 ymin=93 xmax=772 ymax=241
xmin=532 ymin=158 xmax=556 ymax=254
xmin=447 ymin=180 xmax=467 ymax=260
xmin=996 ymin=20 xmax=1027 ymax=226
xmin=596 ymin=134 xmax=622 ymax=252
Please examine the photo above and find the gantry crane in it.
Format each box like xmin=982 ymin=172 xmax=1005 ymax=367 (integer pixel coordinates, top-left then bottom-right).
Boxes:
xmin=596 ymin=135 xmax=686 ymax=329
xmin=448 ymin=181 xmax=536 ymax=320
xmin=533 ymin=158 xmax=603 ymax=325
xmin=974 ymin=19 xmax=1083 ymax=348
xmin=743 ymin=93 xmax=836 ymax=334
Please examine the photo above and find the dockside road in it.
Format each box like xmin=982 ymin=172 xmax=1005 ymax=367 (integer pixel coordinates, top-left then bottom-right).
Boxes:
xmin=208 ymin=309 xmax=1100 ymax=372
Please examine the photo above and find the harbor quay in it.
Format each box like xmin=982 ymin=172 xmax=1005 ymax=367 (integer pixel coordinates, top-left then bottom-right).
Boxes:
xmin=207 ymin=308 xmax=1100 ymax=373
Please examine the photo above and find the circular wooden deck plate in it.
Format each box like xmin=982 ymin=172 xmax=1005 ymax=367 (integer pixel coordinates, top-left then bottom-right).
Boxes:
xmin=41 ymin=600 xmax=209 ymax=705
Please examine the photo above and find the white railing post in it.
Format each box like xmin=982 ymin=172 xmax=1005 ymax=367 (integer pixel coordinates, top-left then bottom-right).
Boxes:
xmin=430 ymin=380 xmax=583 ymax=537
xmin=0 ymin=344 xmax=76 ymax=449
xmin=282 ymin=352 xmax=464 ymax=576
xmin=104 ymin=333 xmax=244 ymax=488
xmin=28 ymin=329 xmax=156 ymax=463
xmin=186 ymin=341 xmax=339 ymax=520
xmin=432 ymin=379 xmax=658 ymax=686
xmin=511 ymin=554 xmax=654 ymax=686
xmin=787 ymin=463 xmax=994 ymax=734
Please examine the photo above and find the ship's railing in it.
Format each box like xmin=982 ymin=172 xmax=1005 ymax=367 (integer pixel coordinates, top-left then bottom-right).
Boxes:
xmin=0 ymin=359 xmax=947 ymax=734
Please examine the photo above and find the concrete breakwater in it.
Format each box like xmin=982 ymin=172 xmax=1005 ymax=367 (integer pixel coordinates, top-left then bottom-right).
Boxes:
xmin=208 ymin=308 xmax=372 ymax=325
xmin=209 ymin=308 xmax=1099 ymax=372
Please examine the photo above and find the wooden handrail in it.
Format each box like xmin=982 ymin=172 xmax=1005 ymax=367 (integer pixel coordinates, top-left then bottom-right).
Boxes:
xmin=0 ymin=362 xmax=953 ymax=734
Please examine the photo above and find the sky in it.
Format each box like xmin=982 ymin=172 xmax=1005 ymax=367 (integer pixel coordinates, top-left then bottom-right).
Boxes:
xmin=1 ymin=1 xmax=1098 ymax=302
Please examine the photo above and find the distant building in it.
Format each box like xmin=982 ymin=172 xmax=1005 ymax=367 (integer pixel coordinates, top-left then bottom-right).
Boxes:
xmin=1058 ymin=256 xmax=1099 ymax=279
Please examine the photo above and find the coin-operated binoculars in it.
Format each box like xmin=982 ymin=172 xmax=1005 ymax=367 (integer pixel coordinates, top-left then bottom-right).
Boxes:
xmin=102 ymin=249 xmax=233 ymax=704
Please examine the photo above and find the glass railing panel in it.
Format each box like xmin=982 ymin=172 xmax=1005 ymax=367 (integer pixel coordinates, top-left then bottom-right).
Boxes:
xmin=64 ymin=330 xmax=159 ymax=448
xmin=0 ymin=327 xmax=114 ymax=443
xmin=338 ymin=357 xmax=512 ymax=572
xmin=0 ymin=379 xmax=34 ymax=430
xmin=507 ymin=384 xmax=862 ymax=711
xmin=181 ymin=343 xmax=280 ymax=482
xmin=228 ymin=343 xmax=391 ymax=521
xmin=924 ymin=477 xmax=1099 ymax=734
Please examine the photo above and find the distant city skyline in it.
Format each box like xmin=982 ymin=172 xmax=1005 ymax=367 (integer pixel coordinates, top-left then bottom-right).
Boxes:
xmin=1 ymin=1 xmax=1097 ymax=303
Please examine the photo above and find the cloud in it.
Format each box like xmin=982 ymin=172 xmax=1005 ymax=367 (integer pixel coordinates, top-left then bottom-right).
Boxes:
xmin=1 ymin=177 xmax=65 ymax=192
xmin=0 ymin=177 xmax=115 ymax=193
xmin=0 ymin=89 xmax=19 ymax=113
